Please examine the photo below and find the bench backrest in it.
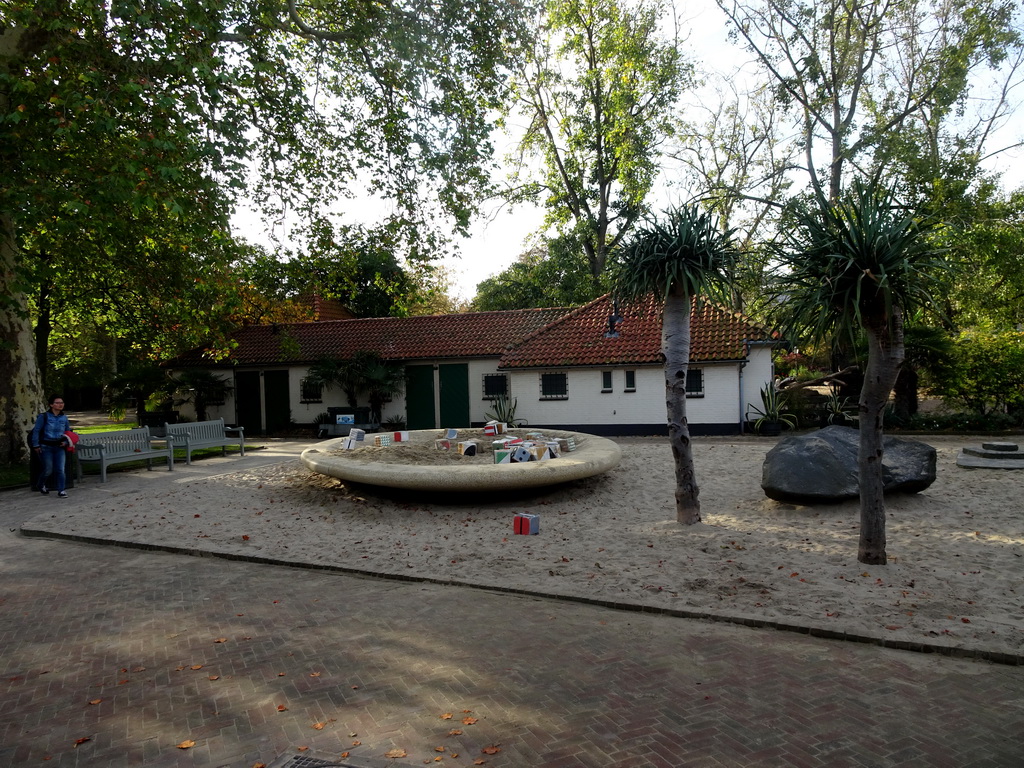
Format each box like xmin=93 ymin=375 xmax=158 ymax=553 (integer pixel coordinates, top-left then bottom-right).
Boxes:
xmin=78 ymin=427 xmax=154 ymax=453
xmin=165 ymin=419 xmax=227 ymax=441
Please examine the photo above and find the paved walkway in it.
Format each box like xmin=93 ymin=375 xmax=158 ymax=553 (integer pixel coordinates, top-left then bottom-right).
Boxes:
xmin=2 ymin=444 xmax=1022 ymax=767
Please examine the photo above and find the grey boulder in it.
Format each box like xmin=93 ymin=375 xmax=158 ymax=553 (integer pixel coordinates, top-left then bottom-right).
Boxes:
xmin=761 ymin=425 xmax=937 ymax=503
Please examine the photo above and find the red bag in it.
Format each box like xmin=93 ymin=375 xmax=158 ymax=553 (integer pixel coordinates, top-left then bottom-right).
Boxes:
xmin=63 ymin=430 xmax=80 ymax=453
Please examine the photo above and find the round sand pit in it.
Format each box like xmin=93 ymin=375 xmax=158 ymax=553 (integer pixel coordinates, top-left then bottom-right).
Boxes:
xmin=300 ymin=428 xmax=621 ymax=492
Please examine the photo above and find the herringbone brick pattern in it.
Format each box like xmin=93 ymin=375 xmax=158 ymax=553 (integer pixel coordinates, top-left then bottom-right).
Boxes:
xmin=0 ymin=526 xmax=1021 ymax=767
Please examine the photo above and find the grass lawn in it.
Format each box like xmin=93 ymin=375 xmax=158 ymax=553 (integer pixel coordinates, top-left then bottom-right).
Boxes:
xmin=1 ymin=423 xmax=257 ymax=490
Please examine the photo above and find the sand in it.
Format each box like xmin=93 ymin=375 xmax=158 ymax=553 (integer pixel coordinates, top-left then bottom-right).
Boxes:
xmin=22 ymin=434 xmax=1024 ymax=659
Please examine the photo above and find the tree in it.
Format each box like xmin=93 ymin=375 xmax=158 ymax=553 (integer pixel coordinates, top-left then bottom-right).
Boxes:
xmin=0 ymin=0 xmax=531 ymax=464
xmin=473 ymin=240 xmax=607 ymax=311
xmin=717 ymin=0 xmax=1023 ymax=204
xmin=504 ymin=0 xmax=690 ymax=285
xmin=171 ymin=370 xmax=233 ymax=423
xmin=613 ymin=204 xmax=737 ymax=524
xmin=305 ymin=351 xmax=404 ymax=422
xmin=775 ymin=181 xmax=944 ymax=564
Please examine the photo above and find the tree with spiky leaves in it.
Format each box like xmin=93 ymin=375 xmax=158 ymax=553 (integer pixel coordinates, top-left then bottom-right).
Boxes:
xmin=613 ymin=205 xmax=737 ymax=524
xmin=775 ymin=181 xmax=944 ymax=564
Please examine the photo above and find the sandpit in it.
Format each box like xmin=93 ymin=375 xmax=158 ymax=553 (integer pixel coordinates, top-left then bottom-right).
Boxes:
xmin=300 ymin=428 xmax=622 ymax=492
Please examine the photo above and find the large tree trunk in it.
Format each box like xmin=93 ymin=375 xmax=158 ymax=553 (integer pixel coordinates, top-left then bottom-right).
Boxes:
xmin=858 ymin=307 xmax=905 ymax=565
xmin=0 ymin=214 xmax=43 ymax=465
xmin=663 ymin=289 xmax=700 ymax=525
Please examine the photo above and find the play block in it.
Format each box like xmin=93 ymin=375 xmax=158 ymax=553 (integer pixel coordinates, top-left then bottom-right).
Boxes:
xmin=374 ymin=434 xmax=392 ymax=447
xmin=494 ymin=449 xmax=512 ymax=464
xmin=393 ymin=431 xmax=410 ymax=442
xmin=545 ymin=441 xmax=561 ymax=458
xmin=434 ymin=439 xmax=452 ymax=450
xmin=441 ymin=428 xmax=458 ymax=440
xmin=457 ymin=440 xmax=478 ymax=456
xmin=340 ymin=437 xmax=357 ymax=450
xmin=349 ymin=428 xmax=366 ymax=442
xmin=528 ymin=445 xmax=551 ymax=461
xmin=513 ymin=513 xmax=539 ymax=535
xmin=484 ymin=421 xmax=507 ymax=436
xmin=511 ymin=446 xmax=532 ymax=463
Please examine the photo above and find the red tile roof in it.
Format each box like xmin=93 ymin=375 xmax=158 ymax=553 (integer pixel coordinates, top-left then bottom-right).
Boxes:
xmin=498 ymin=293 xmax=778 ymax=369
xmin=169 ymin=307 xmax=569 ymax=367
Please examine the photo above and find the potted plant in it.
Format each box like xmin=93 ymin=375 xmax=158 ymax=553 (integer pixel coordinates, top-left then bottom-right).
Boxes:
xmin=749 ymin=384 xmax=798 ymax=436
xmin=821 ymin=388 xmax=856 ymax=427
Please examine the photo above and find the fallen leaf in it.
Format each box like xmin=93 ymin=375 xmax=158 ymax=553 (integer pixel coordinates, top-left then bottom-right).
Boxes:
xmin=214 ymin=638 xmax=227 ymax=643
xmin=253 ymin=764 xmax=266 ymax=768
xmin=481 ymin=745 xmax=501 ymax=755
xmin=352 ymin=740 xmax=362 ymax=746
xmin=277 ymin=705 xmax=288 ymax=712
xmin=462 ymin=717 xmax=478 ymax=725
xmin=297 ymin=746 xmax=309 ymax=752
xmin=73 ymin=737 xmax=91 ymax=747
xmin=473 ymin=760 xmax=486 ymax=765
xmin=384 ymin=748 xmax=408 ymax=758
xmin=340 ymin=754 xmax=350 ymax=759
xmin=242 ymin=535 xmax=250 ymax=541
xmin=88 ymin=699 xmax=102 ymax=705
xmin=312 ymin=722 xmax=326 ymax=730
xmin=132 ymin=666 xmax=146 ymax=672
xmin=447 ymin=729 xmax=463 ymax=736
xmin=309 ymin=672 xmax=321 ymax=677
xmin=435 ymin=746 xmax=446 ymax=752
xmin=177 ymin=740 xmax=196 ymax=749
xmin=962 ymin=617 xmax=971 ymax=623
xmin=208 ymin=675 xmax=220 ymax=681
xmin=440 ymin=712 xmax=453 ymax=720
xmin=190 ymin=665 xmax=203 ymax=670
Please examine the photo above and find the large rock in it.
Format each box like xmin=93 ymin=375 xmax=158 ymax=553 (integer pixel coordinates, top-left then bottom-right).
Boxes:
xmin=761 ymin=426 xmax=937 ymax=503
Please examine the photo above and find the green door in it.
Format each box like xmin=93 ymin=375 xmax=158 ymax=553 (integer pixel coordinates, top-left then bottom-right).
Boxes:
xmin=235 ymin=372 xmax=262 ymax=434
xmin=264 ymin=370 xmax=290 ymax=434
xmin=439 ymin=363 xmax=470 ymax=428
xmin=405 ymin=365 xmax=436 ymax=429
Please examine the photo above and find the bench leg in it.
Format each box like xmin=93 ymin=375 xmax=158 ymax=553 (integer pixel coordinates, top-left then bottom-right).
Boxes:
xmin=100 ymin=462 xmax=107 ymax=483
xmin=167 ymin=452 xmax=174 ymax=471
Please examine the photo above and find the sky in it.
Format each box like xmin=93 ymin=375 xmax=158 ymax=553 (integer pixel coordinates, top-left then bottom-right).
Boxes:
xmin=230 ymin=3 xmax=1024 ymax=304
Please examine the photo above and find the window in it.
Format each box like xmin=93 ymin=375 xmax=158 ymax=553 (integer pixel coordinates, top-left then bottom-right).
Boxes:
xmin=540 ymin=372 xmax=568 ymax=400
xmin=685 ymin=368 xmax=704 ymax=397
xmin=482 ymin=373 xmax=509 ymax=400
xmin=300 ymin=377 xmax=323 ymax=403
xmin=601 ymin=370 xmax=613 ymax=392
xmin=624 ymin=369 xmax=636 ymax=392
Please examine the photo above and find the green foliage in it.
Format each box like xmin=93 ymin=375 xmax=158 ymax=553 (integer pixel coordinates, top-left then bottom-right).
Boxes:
xmin=748 ymin=385 xmax=798 ymax=433
xmin=613 ymin=204 xmax=737 ymax=303
xmin=931 ymin=327 xmax=1024 ymax=416
xmin=773 ymin=181 xmax=945 ymax=348
xmin=505 ymin=0 xmax=691 ymax=281
xmin=306 ymin=351 xmax=404 ymax=422
xmin=473 ymin=241 xmax=607 ymax=311
xmin=484 ymin=395 xmax=526 ymax=427
xmin=170 ymin=370 xmax=232 ymax=422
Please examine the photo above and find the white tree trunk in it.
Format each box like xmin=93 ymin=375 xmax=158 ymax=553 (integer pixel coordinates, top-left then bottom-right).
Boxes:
xmin=0 ymin=213 xmax=42 ymax=465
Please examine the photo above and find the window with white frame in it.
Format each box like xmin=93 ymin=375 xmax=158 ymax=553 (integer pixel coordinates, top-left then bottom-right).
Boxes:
xmin=482 ymin=373 xmax=509 ymax=400
xmin=685 ymin=368 xmax=704 ymax=397
xmin=601 ymin=370 xmax=613 ymax=392
xmin=540 ymin=372 xmax=568 ymax=400
xmin=624 ymin=369 xmax=636 ymax=392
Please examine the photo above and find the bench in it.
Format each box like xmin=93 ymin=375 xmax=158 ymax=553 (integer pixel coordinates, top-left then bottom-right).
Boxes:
xmin=76 ymin=427 xmax=175 ymax=483
xmin=164 ymin=418 xmax=245 ymax=465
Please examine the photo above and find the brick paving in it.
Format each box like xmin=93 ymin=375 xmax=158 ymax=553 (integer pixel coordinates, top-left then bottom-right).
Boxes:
xmin=2 ymin=453 xmax=1023 ymax=767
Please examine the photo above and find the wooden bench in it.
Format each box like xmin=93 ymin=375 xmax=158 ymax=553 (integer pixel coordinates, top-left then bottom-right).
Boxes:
xmin=164 ymin=418 xmax=245 ymax=465
xmin=76 ymin=427 xmax=175 ymax=483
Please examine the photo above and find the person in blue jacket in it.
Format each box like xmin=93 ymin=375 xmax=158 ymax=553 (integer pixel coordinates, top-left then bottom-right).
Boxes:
xmin=30 ymin=395 xmax=73 ymax=497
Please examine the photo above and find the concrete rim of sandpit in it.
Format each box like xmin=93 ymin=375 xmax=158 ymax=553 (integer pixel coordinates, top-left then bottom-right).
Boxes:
xmin=300 ymin=429 xmax=622 ymax=492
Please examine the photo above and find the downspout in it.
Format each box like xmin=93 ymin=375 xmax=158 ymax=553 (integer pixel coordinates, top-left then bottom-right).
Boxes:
xmin=738 ymin=339 xmax=749 ymax=433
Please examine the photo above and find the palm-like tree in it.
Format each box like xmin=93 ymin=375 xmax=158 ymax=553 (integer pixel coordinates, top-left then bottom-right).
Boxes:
xmin=614 ymin=205 xmax=737 ymax=525
xmin=776 ymin=181 xmax=943 ymax=564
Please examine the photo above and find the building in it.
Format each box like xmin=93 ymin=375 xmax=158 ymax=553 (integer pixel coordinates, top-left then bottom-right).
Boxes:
xmin=165 ymin=294 xmax=779 ymax=435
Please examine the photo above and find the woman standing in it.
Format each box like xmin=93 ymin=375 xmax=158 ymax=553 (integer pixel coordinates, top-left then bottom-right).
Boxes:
xmin=30 ymin=395 xmax=72 ymax=497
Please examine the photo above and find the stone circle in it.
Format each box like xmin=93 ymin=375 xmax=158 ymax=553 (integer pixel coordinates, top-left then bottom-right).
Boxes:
xmin=300 ymin=428 xmax=622 ymax=492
